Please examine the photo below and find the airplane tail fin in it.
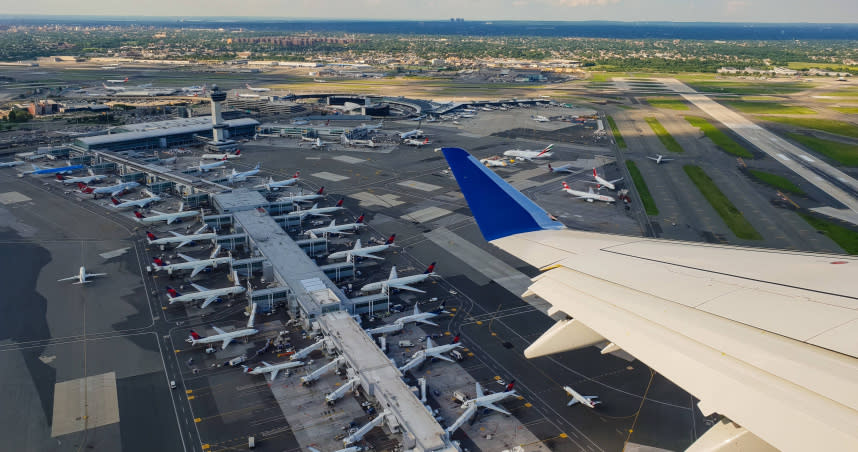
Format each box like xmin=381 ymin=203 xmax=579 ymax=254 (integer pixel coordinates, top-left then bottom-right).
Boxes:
xmin=189 ymin=330 xmax=202 ymax=341
xmin=561 ymin=181 xmax=570 ymax=190
xmin=110 ymin=197 xmax=121 ymax=205
xmin=152 ymin=257 xmax=166 ymax=267
xmin=452 ymin=335 xmax=460 ymax=344
xmin=506 ymin=380 xmax=516 ymax=392
xmin=385 ymin=234 xmax=396 ymax=245
xmin=548 ymin=163 xmax=553 ymax=172
xmin=254 ymin=162 xmax=260 ymax=170
xmin=424 ymin=262 xmax=436 ymax=274
xmin=317 ymin=186 xmax=324 ymax=195
xmin=441 ymin=148 xmax=564 ymax=241
xmin=293 ymin=171 xmax=300 ymax=179
xmin=56 ymin=174 xmax=64 ymax=181
xmin=234 ymin=149 xmax=240 ymax=156
xmin=166 ymin=286 xmax=180 ymax=298
xmin=593 ymin=168 xmax=598 ymax=178
xmin=146 ymin=232 xmax=157 ymax=242
xmin=336 ymin=198 xmax=344 ymax=207
xmin=133 ymin=210 xmax=145 ymax=219
xmin=356 ymin=214 xmax=364 ymax=224
xmin=538 ymin=144 xmax=553 ymax=156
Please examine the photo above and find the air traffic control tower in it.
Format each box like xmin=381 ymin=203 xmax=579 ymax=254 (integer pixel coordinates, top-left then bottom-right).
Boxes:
xmin=206 ymin=85 xmax=239 ymax=152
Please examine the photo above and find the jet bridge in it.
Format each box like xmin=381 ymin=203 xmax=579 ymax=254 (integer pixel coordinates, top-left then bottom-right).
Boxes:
xmin=291 ymin=338 xmax=326 ymax=361
xmin=343 ymin=410 xmax=390 ymax=446
xmin=325 ymin=376 xmax=359 ymax=404
xmin=301 ymin=356 xmax=344 ymax=385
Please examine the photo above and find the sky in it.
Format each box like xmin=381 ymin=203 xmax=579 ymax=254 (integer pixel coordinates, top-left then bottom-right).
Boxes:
xmin=4 ymin=0 xmax=858 ymax=23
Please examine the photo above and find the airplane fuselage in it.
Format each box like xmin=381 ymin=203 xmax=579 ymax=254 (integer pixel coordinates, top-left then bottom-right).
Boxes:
xmin=136 ymin=211 xmax=199 ymax=224
xmin=192 ymin=328 xmax=258 ymax=348
xmin=155 ymin=256 xmax=232 ymax=274
xmin=148 ymin=232 xmax=216 ymax=247
xmin=362 ymin=274 xmax=432 ymax=293
xmin=112 ymin=196 xmax=161 ymax=209
xmin=169 ymin=286 xmax=245 ymax=304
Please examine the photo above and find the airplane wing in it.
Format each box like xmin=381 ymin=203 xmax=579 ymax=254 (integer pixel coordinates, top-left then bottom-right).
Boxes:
xmin=212 ymin=326 xmax=227 ymax=335
xmin=57 ymin=275 xmax=79 ymax=282
xmin=481 ymin=402 xmax=512 ymax=416
xmin=430 ymin=353 xmax=455 ymax=363
xmin=567 ymin=398 xmax=580 ymax=407
xmin=169 ymin=231 xmax=186 ymax=238
xmin=87 ymin=273 xmax=107 ymax=278
xmin=190 ymin=283 xmax=208 ymax=292
xmin=389 ymin=283 xmax=426 ymax=294
xmin=165 ymin=216 xmax=178 ymax=225
xmin=151 ymin=210 xmax=167 ymax=216
xmin=416 ymin=319 xmax=439 ymax=327
xmin=269 ymin=369 xmax=280 ymax=381
xmin=189 ymin=264 xmax=207 ymax=278
xmin=646 ymin=156 xmax=658 ymax=161
xmin=200 ymin=295 xmax=219 ymax=309
xmin=175 ymin=240 xmax=193 ymax=249
xmin=220 ymin=338 xmax=232 ymax=350
xmin=442 ymin=147 xmax=858 ymax=452
xmin=176 ymin=253 xmax=196 ymax=262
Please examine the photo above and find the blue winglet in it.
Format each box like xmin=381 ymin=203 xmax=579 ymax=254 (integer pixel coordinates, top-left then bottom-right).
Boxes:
xmin=442 ymin=147 xmax=564 ymax=241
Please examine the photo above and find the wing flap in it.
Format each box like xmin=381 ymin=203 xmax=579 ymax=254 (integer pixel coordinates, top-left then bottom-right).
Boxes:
xmin=524 ymin=266 xmax=858 ymax=452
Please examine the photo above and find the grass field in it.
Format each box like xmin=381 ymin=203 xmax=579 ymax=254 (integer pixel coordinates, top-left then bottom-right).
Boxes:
xmin=646 ymin=97 xmax=689 ymax=110
xmin=626 ymin=161 xmax=659 ymax=216
xmin=645 ymin=117 xmax=683 ymax=153
xmin=819 ymin=90 xmax=858 ymax=98
xmin=741 ymin=95 xmax=783 ymax=101
xmin=684 ymin=165 xmax=762 ymax=240
xmin=606 ymin=115 xmax=626 ymax=149
xmin=685 ymin=80 xmax=812 ymax=95
xmin=724 ymin=100 xmax=815 ymax=115
xmin=787 ymin=62 xmax=857 ymax=72
xmin=760 ymin=116 xmax=858 ymax=139
xmin=799 ymin=213 xmax=858 ymax=254
xmin=684 ymin=116 xmax=754 ymax=158
xmin=747 ymin=169 xmax=805 ymax=195
xmin=832 ymin=107 xmax=858 ymax=114
xmin=786 ymin=133 xmax=858 ymax=166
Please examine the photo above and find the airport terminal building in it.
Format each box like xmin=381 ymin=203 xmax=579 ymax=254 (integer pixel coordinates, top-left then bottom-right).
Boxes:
xmin=71 ymin=117 xmax=259 ymax=152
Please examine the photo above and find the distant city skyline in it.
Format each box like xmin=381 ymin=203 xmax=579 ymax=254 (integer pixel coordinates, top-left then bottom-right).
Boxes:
xmin=3 ymin=1 xmax=858 ymax=24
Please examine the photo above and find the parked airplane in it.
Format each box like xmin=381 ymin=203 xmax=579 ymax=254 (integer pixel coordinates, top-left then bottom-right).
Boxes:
xmin=146 ymin=224 xmax=215 ymax=249
xmin=404 ymin=138 xmax=430 ymax=147
xmin=110 ymin=192 xmax=161 ymax=209
xmin=56 ymin=170 xmax=107 ymax=185
xmin=227 ymin=163 xmax=261 ymax=183
xmin=327 ymin=234 xmax=396 ymax=262
xmin=188 ymin=303 xmax=258 ymax=350
xmin=547 ymin=163 xmax=574 ymax=173
xmin=561 ymin=182 xmax=615 ymax=203
xmin=102 ymin=83 xmax=126 ymax=91
xmin=305 ymin=215 xmax=365 ymax=237
xmin=133 ymin=204 xmax=200 ymax=225
xmin=200 ymin=149 xmax=241 ymax=160
xmin=245 ymin=83 xmax=271 ymax=92
xmin=311 ymin=137 xmax=327 ymax=149
xmin=503 ymin=144 xmax=554 ymax=161
xmin=0 ymin=160 xmax=25 ymax=168
xmin=394 ymin=303 xmax=444 ymax=327
xmin=532 ymin=115 xmax=550 ymax=122
xmin=106 ymin=77 xmax=129 ymax=83
xmin=79 ymin=181 xmax=140 ymax=198
xmin=360 ymin=263 xmax=437 ymax=294
xmin=257 ymin=172 xmax=300 ymax=191
xmin=195 ymin=157 xmax=228 ymax=172
xmin=237 ymin=93 xmax=260 ymax=99
xmin=480 ymin=158 xmax=508 ymax=168
xmin=27 ymin=163 xmax=86 ymax=175
xmin=181 ymin=83 xmax=206 ymax=94
xmin=152 ymin=245 xmax=232 ymax=277
xmin=647 ymin=154 xmax=675 ymax=164
xmin=243 ymin=360 xmax=305 ymax=381
xmin=57 ymin=266 xmax=107 ymax=285
xmin=590 ymin=168 xmax=623 ymax=190
xmin=277 ymin=186 xmax=325 ymax=204
xmin=398 ymin=129 xmax=424 ymax=140
xmin=421 ymin=336 xmax=462 ymax=361
xmin=285 ymin=199 xmax=344 ymax=221
xmin=167 ymin=270 xmax=246 ymax=309
xmin=563 ymin=386 xmax=601 ymax=408
xmin=440 ymin=147 xmax=858 ymax=452
xmin=460 ymin=381 xmax=517 ymax=416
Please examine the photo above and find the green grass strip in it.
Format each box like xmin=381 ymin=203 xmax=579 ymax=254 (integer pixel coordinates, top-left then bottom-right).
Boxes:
xmin=683 ymin=165 xmax=763 ymax=240
xmin=605 ymin=115 xmax=626 ymax=149
xmin=831 ymin=107 xmax=858 ymax=114
xmin=685 ymin=116 xmax=754 ymax=158
xmin=645 ymin=117 xmax=683 ymax=153
xmin=747 ymin=169 xmax=805 ymax=195
xmin=786 ymin=133 xmax=858 ymax=167
xmin=724 ymin=100 xmax=815 ymax=115
xmin=646 ymin=98 xmax=689 ymax=111
xmin=759 ymin=116 xmax=858 ymax=139
xmin=798 ymin=213 xmax=858 ymax=254
xmin=626 ymin=161 xmax=658 ymax=216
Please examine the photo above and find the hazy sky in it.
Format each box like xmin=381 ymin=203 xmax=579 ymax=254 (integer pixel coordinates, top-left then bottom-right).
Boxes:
xmin=5 ymin=0 xmax=858 ymax=23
